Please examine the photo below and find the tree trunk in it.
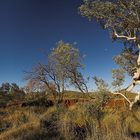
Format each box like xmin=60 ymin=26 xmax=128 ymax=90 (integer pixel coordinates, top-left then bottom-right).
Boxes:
xmin=114 ymin=44 xmax=140 ymax=110
xmin=120 ymin=44 xmax=140 ymax=110
xmin=58 ymin=78 xmax=65 ymax=102
xmin=137 ymin=44 xmax=140 ymax=66
xmin=112 ymin=92 xmax=140 ymax=110
xmin=125 ymin=44 xmax=140 ymax=90
xmin=61 ymin=79 xmax=65 ymax=101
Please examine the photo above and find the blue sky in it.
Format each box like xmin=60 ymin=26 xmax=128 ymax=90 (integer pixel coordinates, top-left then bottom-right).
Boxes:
xmin=0 ymin=0 xmax=131 ymax=89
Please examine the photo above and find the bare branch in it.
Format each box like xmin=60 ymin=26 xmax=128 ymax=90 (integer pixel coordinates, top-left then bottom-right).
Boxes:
xmin=114 ymin=30 xmax=137 ymax=41
xmin=112 ymin=91 xmax=140 ymax=110
xmin=113 ymin=92 xmax=131 ymax=104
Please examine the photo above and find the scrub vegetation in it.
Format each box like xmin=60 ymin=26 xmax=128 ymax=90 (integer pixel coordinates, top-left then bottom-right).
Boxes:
xmin=1 ymin=0 xmax=140 ymax=139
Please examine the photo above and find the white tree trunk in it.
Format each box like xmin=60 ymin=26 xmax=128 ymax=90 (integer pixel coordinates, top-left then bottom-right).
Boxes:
xmin=112 ymin=32 xmax=140 ymax=110
xmin=113 ymin=44 xmax=140 ymax=110
xmin=137 ymin=44 xmax=140 ymax=65
xmin=127 ymin=47 xmax=140 ymax=90
xmin=113 ymin=92 xmax=140 ymax=110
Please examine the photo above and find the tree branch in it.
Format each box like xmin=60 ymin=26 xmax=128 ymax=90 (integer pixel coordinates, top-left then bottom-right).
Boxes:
xmin=114 ymin=30 xmax=136 ymax=41
xmin=113 ymin=92 xmax=131 ymax=104
xmin=112 ymin=91 xmax=140 ymax=110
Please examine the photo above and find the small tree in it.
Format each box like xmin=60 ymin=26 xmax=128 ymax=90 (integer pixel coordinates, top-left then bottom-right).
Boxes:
xmin=93 ymin=76 xmax=110 ymax=106
xmin=0 ymin=83 xmax=11 ymax=94
xmin=48 ymin=40 xmax=83 ymax=100
xmin=11 ymin=83 xmax=19 ymax=91
xmin=24 ymin=79 xmax=43 ymax=93
xmin=93 ymin=76 xmax=109 ymax=92
xmin=25 ymin=41 xmax=86 ymax=101
xmin=69 ymin=70 xmax=88 ymax=94
xmin=25 ymin=63 xmax=58 ymax=100
xmin=112 ymin=69 xmax=125 ymax=90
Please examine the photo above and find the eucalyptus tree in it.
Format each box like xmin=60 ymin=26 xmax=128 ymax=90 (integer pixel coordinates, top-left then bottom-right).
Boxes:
xmin=114 ymin=46 xmax=138 ymax=77
xmin=48 ymin=41 xmax=86 ymax=99
xmin=93 ymin=76 xmax=109 ymax=92
xmin=25 ymin=41 xmax=87 ymax=101
xmin=112 ymin=69 xmax=125 ymax=90
xmin=79 ymin=0 xmax=140 ymax=109
xmin=25 ymin=63 xmax=59 ymax=100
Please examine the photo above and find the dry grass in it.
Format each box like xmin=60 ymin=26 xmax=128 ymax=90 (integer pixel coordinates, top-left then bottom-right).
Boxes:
xmin=0 ymin=91 xmax=140 ymax=140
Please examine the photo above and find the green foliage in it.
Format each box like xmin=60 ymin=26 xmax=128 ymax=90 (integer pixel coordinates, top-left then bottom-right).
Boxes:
xmin=79 ymin=0 xmax=140 ymax=41
xmin=25 ymin=41 xmax=87 ymax=101
xmin=93 ymin=76 xmax=109 ymax=92
xmin=79 ymin=0 xmax=140 ymax=76
xmin=48 ymin=40 xmax=84 ymax=93
xmin=112 ymin=68 xmax=125 ymax=90
xmin=114 ymin=46 xmax=138 ymax=76
xmin=49 ymin=41 xmax=82 ymax=71
xmin=69 ymin=71 xmax=89 ymax=94
xmin=0 ymin=83 xmax=11 ymax=94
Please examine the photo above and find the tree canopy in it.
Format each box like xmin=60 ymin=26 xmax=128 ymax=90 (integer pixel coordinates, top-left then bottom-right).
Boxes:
xmin=114 ymin=46 xmax=138 ymax=76
xmin=79 ymin=0 xmax=140 ymax=81
xmin=80 ymin=0 xmax=140 ymax=44
xmin=25 ymin=41 xmax=88 ymax=101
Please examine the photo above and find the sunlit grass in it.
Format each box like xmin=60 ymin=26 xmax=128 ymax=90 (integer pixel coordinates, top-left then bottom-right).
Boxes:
xmin=0 ymin=91 xmax=140 ymax=140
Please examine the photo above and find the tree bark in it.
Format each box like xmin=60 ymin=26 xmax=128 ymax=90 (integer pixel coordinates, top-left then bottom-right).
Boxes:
xmin=137 ymin=44 xmax=140 ymax=66
xmin=112 ymin=32 xmax=140 ymax=109
xmin=61 ymin=79 xmax=65 ymax=101
xmin=126 ymin=44 xmax=140 ymax=90
xmin=112 ymin=92 xmax=140 ymax=110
